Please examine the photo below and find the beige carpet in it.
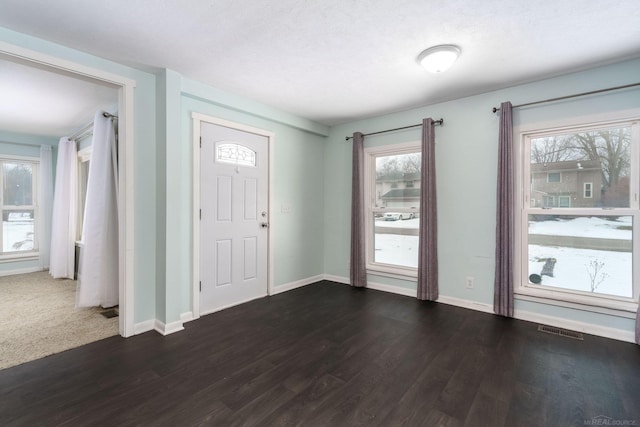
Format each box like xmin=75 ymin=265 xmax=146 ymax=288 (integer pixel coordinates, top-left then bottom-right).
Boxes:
xmin=0 ymin=271 xmax=119 ymax=370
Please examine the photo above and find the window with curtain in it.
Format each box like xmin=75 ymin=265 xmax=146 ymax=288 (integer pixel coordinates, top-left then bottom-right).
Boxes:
xmin=518 ymin=119 xmax=639 ymax=311
xmin=364 ymin=141 xmax=421 ymax=276
xmin=0 ymin=156 xmax=39 ymax=256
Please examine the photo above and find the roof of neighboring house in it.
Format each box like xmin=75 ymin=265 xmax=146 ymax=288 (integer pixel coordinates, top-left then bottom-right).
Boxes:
xmin=381 ymin=188 xmax=421 ymax=199
xmin=402 ymin=172 xmax=420 ymax=181
xmin=530 ymin=160 xmax=601 ymax=173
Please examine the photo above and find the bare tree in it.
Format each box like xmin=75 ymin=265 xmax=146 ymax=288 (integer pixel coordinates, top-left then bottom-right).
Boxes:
xmin=585 ymin=259 xmax=608 ymax=293
xmin=377 ymin=156 xmax=402 ymax=179
xmin=570 ymin=127 xmax=630 ymax=188
xmin=402 ymin=153 xmax=421 ymax=174
xmin=530 ymin=136 xmax=575 ymax=164
xmin=376 ymin=153 xmax=421 ymax=178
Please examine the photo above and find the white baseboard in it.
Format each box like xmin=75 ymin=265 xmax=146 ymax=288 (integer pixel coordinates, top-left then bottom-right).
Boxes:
xmin=320 ymin=274 xmax=635 ymax=343
xmin=367 ymin=280 xmax=415 ymax=297
xmin=133 ymin=319 xmax=155 ymax=335
xmin=437 ymin=295 xmax=495 ymax=314
xmin=323 ymin=274 xmax=349 ymax=285
xmin=513 ymin=309 xmax=636 ymax=343
xmin=271 ymin=274 xmax=324 ymax=295
xmin=323 ymin=274 xmax=415 ymax=297
xmin=0 ymin=266 xmax=43 ymax=277
xmin=134 ymin=312 xmax=192 ymax=336
xmin=154 ymin=319 xmax=185 ymax=336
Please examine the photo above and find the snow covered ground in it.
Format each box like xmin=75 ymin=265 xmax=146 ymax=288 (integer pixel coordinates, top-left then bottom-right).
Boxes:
xmin=2 ymin=220 xmax=34 ymax=252
xmin=528 ymin=216 xmax=631 ymax=240
xmin=528 ymin=244 xmax=631 ymax=297
xmin=373 ymin=216 xmax=632 ymax=298
xmin=374 ymin=233 xmax=418 ymax=268
xmin=528 ymin=216 xmax=632 ymax=297
xmin=374 ymin=218 xmax=419 ymax=267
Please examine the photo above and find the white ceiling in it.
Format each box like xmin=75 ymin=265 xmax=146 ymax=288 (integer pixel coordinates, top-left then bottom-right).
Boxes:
xmin=0 ymin=57 xmax=118 ymax=137
xmin=0 ymin=0 xmax=639 ymax=129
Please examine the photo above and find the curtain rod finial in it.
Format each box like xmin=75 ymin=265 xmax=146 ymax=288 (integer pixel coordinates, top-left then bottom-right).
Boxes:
xmin=492 ymin=107 xmax=499 ymax=113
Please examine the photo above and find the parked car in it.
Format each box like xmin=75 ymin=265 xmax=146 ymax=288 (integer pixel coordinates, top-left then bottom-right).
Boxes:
xmin=384 ymin=212 xmax=414 ymax=221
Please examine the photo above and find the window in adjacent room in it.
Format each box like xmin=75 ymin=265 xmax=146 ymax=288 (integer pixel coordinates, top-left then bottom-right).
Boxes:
xmin=519 ymin=119 xmax=639 ymax=311
xmin=364 ymin=141 xmax=420 ymax=277
xmin=0 ymin=157 xmax=39 ymax=257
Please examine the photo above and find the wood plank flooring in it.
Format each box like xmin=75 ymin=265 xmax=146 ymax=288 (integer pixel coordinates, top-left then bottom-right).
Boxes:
xmin=1 ymin=281 xmax=639 ymax=426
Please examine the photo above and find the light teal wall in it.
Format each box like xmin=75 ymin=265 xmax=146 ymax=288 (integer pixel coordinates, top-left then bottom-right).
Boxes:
xmin=157 ymin=69 xmax=184 ymax=324
xmin=0 ymin=26 xmax=158 ymax=323
xmin=324 ymin=58 xmax=640 ymax=335
xmin=155 ymin=71 xmax=168 ymax=323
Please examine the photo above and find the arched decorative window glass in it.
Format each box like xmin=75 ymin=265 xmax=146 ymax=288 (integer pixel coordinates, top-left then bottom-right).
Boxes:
xmin=216 ymin=142 xmax=256 ymax=167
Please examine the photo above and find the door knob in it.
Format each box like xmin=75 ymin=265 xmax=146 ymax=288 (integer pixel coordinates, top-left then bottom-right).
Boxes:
xmin=261 ymin=222 xmax=269 ymax=228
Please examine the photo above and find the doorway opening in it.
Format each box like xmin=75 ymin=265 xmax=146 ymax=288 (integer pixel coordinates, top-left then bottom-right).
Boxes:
xmin=0 ymin=42 xmax=135 ymax=349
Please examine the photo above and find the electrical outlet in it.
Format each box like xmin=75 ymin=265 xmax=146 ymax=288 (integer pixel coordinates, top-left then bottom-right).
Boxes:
xmin=465 ymin=276 xmax=475 ymax=289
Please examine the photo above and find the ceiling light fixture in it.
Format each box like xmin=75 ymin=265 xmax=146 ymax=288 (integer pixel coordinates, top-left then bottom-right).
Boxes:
xmin=417 ymin=45 xmax=461 ymax=74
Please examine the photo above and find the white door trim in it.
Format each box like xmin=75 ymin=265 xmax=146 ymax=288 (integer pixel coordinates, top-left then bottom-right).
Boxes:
xmin=0 ymin=41 xmax=136 ymax=337
xmin=191 ymin=112 xmax=274 ymax=320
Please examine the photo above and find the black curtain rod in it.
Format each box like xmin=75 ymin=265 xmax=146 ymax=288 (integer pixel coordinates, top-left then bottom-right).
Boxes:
xmin=345 ymin=118 xmax=443 ymax=141
xmin=491 ymin=82 xmax=640 ymax=113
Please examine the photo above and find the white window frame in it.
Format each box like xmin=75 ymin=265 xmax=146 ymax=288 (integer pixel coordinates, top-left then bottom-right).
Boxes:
xmin=77 ymin=146 xmax=92 ymax=242
xmin=547 ymin=172 xmax=561 ymax=183
xmin=0 ymin=155 xmax=39 ymax=261
xmin=558 ymin=195 xmax=571 ymax=207
xmin=542 ymin=195 xmax=555 ymax=208
xmin=364 ymin=141 xmax=420 ymax=278
xmin=515 ymin=117 xmax=640 ymax=314
xmin=584 ymin=182 xmax=593 ymax=198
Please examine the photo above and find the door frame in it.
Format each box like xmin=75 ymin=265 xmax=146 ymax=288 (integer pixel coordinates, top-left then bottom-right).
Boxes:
xmin=191 ymin=113 xmax=274 ymax=320
xmin=0 ymin=41 xmax=136 ymax=337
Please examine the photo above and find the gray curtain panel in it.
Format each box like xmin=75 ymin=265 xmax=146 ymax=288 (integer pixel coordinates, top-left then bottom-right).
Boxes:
xmin=350 ymin=132 xmax=367 ymax=287
xmin=493 ymin=101 xmax=515 ymax=317
xmin=417 ymin=118 xmax=438 ymax=301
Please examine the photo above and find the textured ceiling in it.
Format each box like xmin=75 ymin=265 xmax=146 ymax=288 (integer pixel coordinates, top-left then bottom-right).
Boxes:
xmin=0 ymin=0 xmax=639 ymax=129
xmin=0 ymin=57 xmax=118 ymax=137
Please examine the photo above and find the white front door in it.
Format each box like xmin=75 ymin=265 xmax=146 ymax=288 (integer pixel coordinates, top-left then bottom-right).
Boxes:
xmin=199 ymin=120 xmax=269 ymax=315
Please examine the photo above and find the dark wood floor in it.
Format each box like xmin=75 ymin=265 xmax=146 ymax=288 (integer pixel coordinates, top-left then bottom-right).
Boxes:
xmin=1 ymin=281 xmax=639 ymax=426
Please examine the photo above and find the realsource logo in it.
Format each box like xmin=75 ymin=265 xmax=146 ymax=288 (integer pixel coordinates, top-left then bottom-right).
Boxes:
xmin=584 ymin=416 xmax=637 ymax=426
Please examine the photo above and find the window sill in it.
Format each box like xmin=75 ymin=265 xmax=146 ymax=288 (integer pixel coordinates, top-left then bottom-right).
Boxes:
xmin=0 ymin=251 xmax=39 ymax=263
xmin=366 ymin=265 xmax=417 ymax=281
xmin=515 ymin=287 xmax=638 ymax=319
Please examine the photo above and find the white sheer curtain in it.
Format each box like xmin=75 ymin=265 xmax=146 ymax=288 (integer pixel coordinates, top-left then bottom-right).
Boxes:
xmin=77 ymin=111 xmax=118 ymax=308
xmin=49 ymin=138 xmax=77 ymax=279
xmin=38 ymin=145 xmax=54 ymax=269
